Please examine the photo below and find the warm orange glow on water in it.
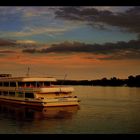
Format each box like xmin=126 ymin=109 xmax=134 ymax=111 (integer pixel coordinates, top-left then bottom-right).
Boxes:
xmin=0 ymin=86 xmax=140 ymax=133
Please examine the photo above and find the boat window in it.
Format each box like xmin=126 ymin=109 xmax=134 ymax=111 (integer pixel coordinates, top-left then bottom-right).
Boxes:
xmin=55 ymin=92 xmax=60 ymax=96
xmin=0 ymin=82 xmax=2 ymax=86
xmin=18 ymin=82 xmax=37 ymax=87
xmin=25 ymin=82 xmax=30 ymax=87
xmin=25 ymin=82 xmax=36 ymax=87
xmin=29 ymin=82 xmax=36 ymax=87
xmin=3 ymin=82 xmax=9 ymax=87
xmin=10 ymin=82 xmax=16 ymax=87
xmin=36 ymin=82 xmax=44 ymax=87
xmin=3 ymin=91 xmax=8 ymax=96
xmin=18 ymin=82 xmax=35 ymax=87
xmin=18 ymin=82 xmax=26 ymax=87
xmin=25 ymin=93 xmax=34 ymax=98
xmin=9 ymin=92 xmax=15 ymax=97
xmin=44 ymin=82 xmax=51 ymax=86
xmin=17 ymin=92 xmax=24 ymax=97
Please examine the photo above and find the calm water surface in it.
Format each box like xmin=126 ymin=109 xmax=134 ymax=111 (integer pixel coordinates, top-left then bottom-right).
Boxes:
xmin=0 ymin=86 xmax=140 ymax=134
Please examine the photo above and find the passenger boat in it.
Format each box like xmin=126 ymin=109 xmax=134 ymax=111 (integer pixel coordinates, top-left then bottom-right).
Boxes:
xmin=0 ymin=74 xmax=80 ymax=107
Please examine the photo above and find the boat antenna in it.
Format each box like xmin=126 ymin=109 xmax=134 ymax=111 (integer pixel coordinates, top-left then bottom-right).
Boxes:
xmin=26 ymin=67 xmax=30 ymax=77
xmin=61 ymin=74 xmax=67 ymax=85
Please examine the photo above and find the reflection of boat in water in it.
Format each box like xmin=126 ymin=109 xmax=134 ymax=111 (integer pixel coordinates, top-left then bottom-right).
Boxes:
xmin=0 ymin=74 xmax=80 ymax=107
xmin=0 ymin=100 xmax=80 ymax=120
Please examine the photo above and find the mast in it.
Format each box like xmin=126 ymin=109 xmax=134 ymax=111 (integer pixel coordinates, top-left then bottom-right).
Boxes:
xmin=61 ymin=74 xmax=67 ymax=85
xmin=26 ymin=67 xmax=30 ymax=77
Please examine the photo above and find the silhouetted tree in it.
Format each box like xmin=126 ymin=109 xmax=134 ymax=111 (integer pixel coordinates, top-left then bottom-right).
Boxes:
xmin=55 ymin=75 xmax=140 ymax=87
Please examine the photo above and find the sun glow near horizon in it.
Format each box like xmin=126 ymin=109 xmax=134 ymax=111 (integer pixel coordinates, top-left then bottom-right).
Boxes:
xmin=0 ymin=6 xmax=140 ymax=80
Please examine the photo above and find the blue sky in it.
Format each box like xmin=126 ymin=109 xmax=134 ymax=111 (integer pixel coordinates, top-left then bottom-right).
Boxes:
xmin=0 ymin=6 xmax=137 ymax=43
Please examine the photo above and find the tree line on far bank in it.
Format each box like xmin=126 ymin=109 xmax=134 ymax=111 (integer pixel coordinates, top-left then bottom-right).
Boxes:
xmin=56 ymin=75 xmax=140 ymax=87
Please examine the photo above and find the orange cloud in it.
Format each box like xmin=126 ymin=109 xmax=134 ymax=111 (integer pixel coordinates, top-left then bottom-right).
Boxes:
xmin=0 ymin=52 xmax=103 ymax=69
xmin=0 ymin=52 xmax=140 ymax=80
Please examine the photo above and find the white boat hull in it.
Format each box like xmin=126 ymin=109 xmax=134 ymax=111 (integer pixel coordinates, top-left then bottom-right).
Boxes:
xmin=0 ymin=96 xmax=80 ymax=107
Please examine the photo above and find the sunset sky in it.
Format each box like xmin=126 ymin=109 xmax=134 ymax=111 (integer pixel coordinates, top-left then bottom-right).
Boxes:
xmin=0 ymin=6 xmax=140 ymax=80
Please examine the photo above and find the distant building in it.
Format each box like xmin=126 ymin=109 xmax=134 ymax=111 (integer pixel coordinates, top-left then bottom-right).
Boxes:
xmin=0 ymin=74 xmax=12 ymax=77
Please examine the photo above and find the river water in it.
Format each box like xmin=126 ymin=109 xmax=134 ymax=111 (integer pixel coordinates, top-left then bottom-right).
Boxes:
xmin=0 ymin=86 xmax=140 ymax=134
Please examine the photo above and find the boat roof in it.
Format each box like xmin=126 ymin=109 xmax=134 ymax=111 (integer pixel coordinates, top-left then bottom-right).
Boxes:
xmin=0 ymin=77 xmax=56 ymax=82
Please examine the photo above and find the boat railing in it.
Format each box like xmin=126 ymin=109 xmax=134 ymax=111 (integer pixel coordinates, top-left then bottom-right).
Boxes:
xmin=17 ymin=85 xmax=72 ymax=89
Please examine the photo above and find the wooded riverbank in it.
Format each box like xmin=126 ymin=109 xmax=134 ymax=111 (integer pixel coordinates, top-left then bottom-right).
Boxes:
xmin=56 ymin=75 xmax=140 ymax=87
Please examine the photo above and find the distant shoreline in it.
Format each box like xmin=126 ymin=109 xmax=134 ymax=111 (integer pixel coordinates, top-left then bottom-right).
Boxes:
xmin=56 ymin=75 xmax=140 ymax=87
